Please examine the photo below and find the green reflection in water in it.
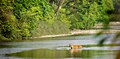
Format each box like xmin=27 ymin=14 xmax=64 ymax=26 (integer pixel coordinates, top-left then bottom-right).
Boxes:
xmin=0 ymin=45 xmax=12 ymax=48
xmin=6 ymin=49 xmax=116 ymax=59
xmin=6 ymin=49 xmax=92 ymax=58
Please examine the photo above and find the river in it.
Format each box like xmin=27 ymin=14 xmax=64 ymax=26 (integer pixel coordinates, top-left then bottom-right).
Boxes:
xmin=0 ymin=34 xmax=120 ymax=59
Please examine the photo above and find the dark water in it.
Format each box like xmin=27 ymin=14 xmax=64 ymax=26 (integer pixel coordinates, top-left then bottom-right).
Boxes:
xmin=0 ymin=34 xmax=120 ymax=59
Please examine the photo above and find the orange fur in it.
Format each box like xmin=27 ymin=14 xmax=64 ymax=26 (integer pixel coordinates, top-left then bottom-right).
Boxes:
xmin=69 ymin=44 xmax=83 ymax=49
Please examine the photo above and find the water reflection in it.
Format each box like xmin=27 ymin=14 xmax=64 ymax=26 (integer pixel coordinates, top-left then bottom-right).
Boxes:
xmin=0 ymin=34 xmax=119 ymax=59
xmin=69 ymin=49 xmax=82 ymax=58
xmin=5 ymin=49 xmax=116 ymax=59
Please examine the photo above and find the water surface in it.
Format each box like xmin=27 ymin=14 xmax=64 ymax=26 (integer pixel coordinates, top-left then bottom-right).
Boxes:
xmin=0 ymin=34 xmax=119 ymax=59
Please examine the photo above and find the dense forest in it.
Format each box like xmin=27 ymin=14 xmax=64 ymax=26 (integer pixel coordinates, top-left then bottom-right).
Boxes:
xmin=0 ymin=0 xmax=118 ymax=40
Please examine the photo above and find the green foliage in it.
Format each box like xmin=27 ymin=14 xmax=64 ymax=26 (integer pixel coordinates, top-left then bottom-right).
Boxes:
xmin=0 ymin=0 xmax=114 ymax=40
xmin=0 ymin=0 xmax=17 ymax=40
xmin=63 ymin=0 xmax=114 ymax=29
xmin=0 ymin=0 xmax=71 ymax=40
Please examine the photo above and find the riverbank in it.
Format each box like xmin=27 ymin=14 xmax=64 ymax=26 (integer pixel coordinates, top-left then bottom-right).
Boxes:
xmin=32 ymin=22 xmax=120 ymax=39
xmin=31 ymin=29 xmax=120 ymax=39
xmin=0 ymin=29 xmax=120 ymax=42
